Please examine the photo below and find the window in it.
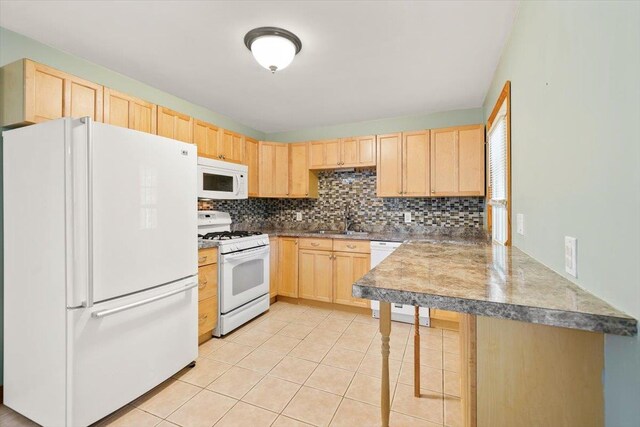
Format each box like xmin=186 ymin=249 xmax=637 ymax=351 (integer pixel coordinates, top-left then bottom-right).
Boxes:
xmin=487 ymin=81 xmax=511 ymax=245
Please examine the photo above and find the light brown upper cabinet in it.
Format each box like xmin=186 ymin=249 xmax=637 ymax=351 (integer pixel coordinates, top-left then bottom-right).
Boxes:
xmin=258 ymin=141 xmax=289 ymax=197
xmin=309 ymin=136 xmax=376 ymax=169
xmin=376 ymin=131 xmax=430 ymax=197
xmin=218 ymin=129 xmax=245 ymax=163
xmin=289 ymin=142 xmax=319 ymax=198
xmin=157 ymin=106 xmax=193 ymax=143
xmin=193 ymin=119 xmax=220 ymax=156
xmin=0 ymin=59 xmax=103 ymax=127
xmin=403 ymin=131 xmax=431 ymax=196
xmin=103 ymin=88 xmax=156 ymax=134
xmin=245 ymin=137 xmax=259 ymax=197
xmin=376 ymin=133 xmax=403 ymax=197
xmin=430 ymin=125 xmax=485 ymax=196
xmin=340 ymin=135 xmax=377 ymax=167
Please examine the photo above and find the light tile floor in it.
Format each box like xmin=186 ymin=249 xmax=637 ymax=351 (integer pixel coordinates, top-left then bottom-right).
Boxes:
xmin=0 ymin=301 xmax=462 ymax=427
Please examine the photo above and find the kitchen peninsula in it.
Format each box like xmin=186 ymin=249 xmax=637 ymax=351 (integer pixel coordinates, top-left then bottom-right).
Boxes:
xmin=353 ymin=240 xmax=637 ymax=427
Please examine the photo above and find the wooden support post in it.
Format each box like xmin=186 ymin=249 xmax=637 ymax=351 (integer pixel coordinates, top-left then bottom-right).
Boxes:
xmin=379 ymin=301 xmax=391 ymax=427
xmin=414 ymin=306 xmax=420 ymax=397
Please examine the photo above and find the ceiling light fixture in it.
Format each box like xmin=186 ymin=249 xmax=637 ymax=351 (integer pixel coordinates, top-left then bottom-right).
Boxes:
xmin=244 ymin=27 xmax=302 ymax=73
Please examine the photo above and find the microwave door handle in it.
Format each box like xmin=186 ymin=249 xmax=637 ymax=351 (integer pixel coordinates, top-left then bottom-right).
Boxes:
xmin=234 ymin=175 xmax=240 ymax=196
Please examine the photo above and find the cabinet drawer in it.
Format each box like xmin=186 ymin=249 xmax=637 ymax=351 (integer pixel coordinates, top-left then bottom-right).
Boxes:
xmin=332 ymin=239 xmax=370 ymax=254
xmin=198 ymin=264 xmax=218 ymax=301
xmin=299 ymin=237 xmax=333 ymax=251
xmin=198 ymin=296 xmax=217 ymax=335
xmin=198 ymin=247 xmax=218 ymax=266
xmin=431 ymin=309 xmax=460 ymax=323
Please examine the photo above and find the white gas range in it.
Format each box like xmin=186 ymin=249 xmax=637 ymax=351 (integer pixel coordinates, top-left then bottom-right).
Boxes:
xmin=198 ymin=211 xmax=270 ymax=337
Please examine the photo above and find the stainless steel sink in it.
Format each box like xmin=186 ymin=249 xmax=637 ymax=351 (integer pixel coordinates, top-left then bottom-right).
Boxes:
xmin=312 ymin=230 xmax=368 ymax=235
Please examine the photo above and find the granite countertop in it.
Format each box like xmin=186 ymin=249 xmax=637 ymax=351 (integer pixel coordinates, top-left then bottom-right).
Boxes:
xmin=247 ymin=227 xmax=489 ymax=244
xmin=352 ymin=240 xmax=637 ymax=336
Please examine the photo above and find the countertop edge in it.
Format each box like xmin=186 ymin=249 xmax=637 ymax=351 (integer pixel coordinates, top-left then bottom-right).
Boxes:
xmin=352 ymin=285 xmax=638 ymax=336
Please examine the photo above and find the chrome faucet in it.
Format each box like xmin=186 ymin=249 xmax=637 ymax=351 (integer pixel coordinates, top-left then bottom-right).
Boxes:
xmin=344 ymin=203 xmax=353 ymax=233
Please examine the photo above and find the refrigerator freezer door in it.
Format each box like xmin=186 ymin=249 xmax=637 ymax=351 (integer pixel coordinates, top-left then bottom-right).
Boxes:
xmin=87 ymin=123 xmax=197 ymax=303
xmin=68 ymin=276 xmax=198 ymax=426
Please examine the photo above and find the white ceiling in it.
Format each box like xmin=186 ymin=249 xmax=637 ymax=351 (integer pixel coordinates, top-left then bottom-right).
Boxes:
xmin=0 ymin=1 xmax=518 ymax=134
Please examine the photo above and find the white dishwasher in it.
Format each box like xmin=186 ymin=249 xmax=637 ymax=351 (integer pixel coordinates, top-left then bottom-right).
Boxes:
xmin=370 ymin=241 xmax=430 ymax=326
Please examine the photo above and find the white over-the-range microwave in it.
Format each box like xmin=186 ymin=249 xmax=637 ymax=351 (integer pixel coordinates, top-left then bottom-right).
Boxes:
xmin=198 ymin=157 xmax=248 ymax=200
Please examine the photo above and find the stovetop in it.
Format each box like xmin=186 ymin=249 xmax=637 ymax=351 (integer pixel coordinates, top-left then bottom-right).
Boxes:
xmin=198 ymin=230 xmax=264 ymax=241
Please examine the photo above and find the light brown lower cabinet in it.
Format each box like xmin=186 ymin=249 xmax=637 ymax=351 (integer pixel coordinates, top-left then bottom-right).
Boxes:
xmin=332 ymin=251 xmax=371 ymax=308
xmin=269 ymin=236 xmax=279 ymax=298
xmin=198 ymin=248 xmax=218 ymax=340
xmin=278 ymin=237 xmax=299 ymax=297
xmin=298 ymin=249 xmax=333 ymax=302
xmin=287 ymin=238 xmax=370 ymax=308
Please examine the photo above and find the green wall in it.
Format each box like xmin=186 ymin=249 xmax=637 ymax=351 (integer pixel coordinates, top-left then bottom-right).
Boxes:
xmin=482 ymin=2 xmax=640 ymax=425
xmin=265 ymin=108 xmax=483 ymax=142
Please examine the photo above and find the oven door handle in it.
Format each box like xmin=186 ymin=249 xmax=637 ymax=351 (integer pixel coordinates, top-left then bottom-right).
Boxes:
xmin=221 ymin=245 xmax=269 ymax=263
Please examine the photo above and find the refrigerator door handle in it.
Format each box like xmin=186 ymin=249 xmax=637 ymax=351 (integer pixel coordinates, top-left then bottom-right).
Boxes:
xmin=92 ymin=281 xmax=197 ymax=318
xmin=80 ymin=116 xmax=95 ymax=308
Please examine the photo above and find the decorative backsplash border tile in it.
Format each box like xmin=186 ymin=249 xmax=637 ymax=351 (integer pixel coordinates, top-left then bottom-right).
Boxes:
xmin=199 ymin=169 xmax=484 ymax=229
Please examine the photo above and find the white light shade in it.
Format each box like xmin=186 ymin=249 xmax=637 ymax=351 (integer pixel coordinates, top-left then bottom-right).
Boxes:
xmin=250 ymin=35 xmax=296 ymax=72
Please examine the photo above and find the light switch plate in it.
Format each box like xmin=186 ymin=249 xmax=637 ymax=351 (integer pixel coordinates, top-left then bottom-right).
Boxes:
xmin=516 ymin=214 xmax=524 ymax=235
xmin=404 ymin=212 xmax=411 ymax=223
xmin=564 ymin=236 xmax=577 ymax=277
xmin=296 ymin=212 xmax=302 ymax=221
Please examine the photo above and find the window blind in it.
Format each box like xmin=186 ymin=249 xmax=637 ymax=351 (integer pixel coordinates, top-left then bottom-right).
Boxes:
xmin=488 ymin=105 xmax=508 ymax=244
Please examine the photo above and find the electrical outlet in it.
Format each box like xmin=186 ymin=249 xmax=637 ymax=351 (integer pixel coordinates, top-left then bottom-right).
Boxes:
xmin=516 ymin=214 xmax=524 ymax=235
xmin=404 ymin=212 xmax=411 ymax=223
xmin=564 ymin=236 xmax=577 ymax=277
xmin=296 ymin=212 xmax=302 ymax=221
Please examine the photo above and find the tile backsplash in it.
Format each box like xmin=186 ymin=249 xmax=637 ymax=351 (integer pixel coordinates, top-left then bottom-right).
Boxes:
xmin=199 ymin=169 xmax=484 ymax=230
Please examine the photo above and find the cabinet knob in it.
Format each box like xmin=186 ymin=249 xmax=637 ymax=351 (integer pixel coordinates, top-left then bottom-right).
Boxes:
xmin=311 ymin=242 xmax=320 ymax=247
xmin=198 ymin=256 xmax=207 ymax=263
xmin=305 ymin=192 xmax=309 ymax=196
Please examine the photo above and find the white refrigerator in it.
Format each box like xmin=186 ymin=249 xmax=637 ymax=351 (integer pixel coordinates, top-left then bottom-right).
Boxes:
xmin=3 ymin=118 xmax=198 ymax=426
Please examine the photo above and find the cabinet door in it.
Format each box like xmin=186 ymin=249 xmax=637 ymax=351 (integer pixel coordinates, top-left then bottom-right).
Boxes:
xmin=219 ymin=129 xmax=245 ymax=163
xmin=341 ymin=137 xmax=359 ymax=166
xmin=258 ymin=142 xmax=275 ymax=196
xmin=430 ymin=128 xmax=457 ymax=195
xmin=269 ymin=237 xmax=279 ymax=298
xmin=278 ymin=238 xmax=299 ymax=297
xmin=325 ymin=139 xmax=341 ymax=167
xmin=403 ymin=130 xmax=430 ymax=196
xmin=67 ymin=76 xmax=103 ymax=122
xmin=198 ymin=263 xmax=217 ymax=301
xmin=104 ymin=88 xmax=156 ymax=134
xmin=299 ymin=250 xmax=333 ymax=302
xmin=245 ymin=137 xmax=259 ymax=197
xmin=193 ymin=120 xmax=220 ymax=157
xmin=24 ymin=60 xmax=66 ymax=123
xmin=357 ymin=135 xmax=376 ymax=166
xmin=274 ymin=143 xmax=290 ymax=197
xmin=333 ymin=252 xmax=370 ymax=308
xmin=309 ymin=141 xmax=326 ymax=169
xmin=130 ymin=97 xmax=157 ymax=134
xmin=157 ymin=107 xmax=193 ymax=143
xmin=457 ymin=125 xmax=485 ymax=195
xmin=23 ymin=60 xmax=103 ymax=124
xmin=376 ymin=133 xmax=403 ymax=197
xmin=289 ymin=142 xmax=310 ymax=197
